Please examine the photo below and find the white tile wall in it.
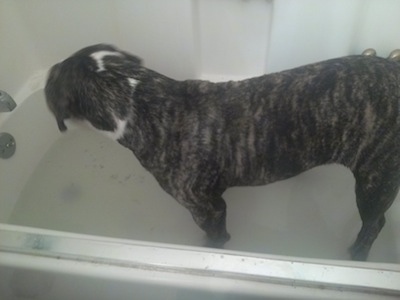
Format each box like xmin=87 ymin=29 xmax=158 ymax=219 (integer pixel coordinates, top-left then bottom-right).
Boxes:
xmin=1 ymin=0 xmax=400 ymax=93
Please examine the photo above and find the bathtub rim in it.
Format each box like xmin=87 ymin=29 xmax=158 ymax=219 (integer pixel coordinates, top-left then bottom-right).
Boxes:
xmin=1 ymin=223 xmax=400 ymax=297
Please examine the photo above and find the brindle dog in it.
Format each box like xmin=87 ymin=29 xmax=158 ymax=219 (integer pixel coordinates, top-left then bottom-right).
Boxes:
xmin=45 ymin=44 xmax=400 ymax=261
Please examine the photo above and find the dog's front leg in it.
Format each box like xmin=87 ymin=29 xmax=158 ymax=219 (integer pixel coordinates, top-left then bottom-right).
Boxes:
xmin=175 ymin=189 xmax=231 ymax=247
xmin=190 ymin=195 xmax=231 ymax=247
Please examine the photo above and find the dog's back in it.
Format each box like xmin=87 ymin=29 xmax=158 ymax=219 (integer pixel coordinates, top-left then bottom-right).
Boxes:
xmin=176 ymin=56 xmax=400 ymax=187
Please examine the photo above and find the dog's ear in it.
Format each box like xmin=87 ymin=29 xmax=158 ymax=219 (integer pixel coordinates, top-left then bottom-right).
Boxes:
xmin=45 ymin=63 xmax=70 ymax=132
xmin=56 ymin=116 xmax=68 ymax=132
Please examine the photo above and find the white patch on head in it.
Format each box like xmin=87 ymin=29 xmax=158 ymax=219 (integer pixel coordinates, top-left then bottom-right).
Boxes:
xmin=127 ymin=78 xmax=139 ymax=88
xmin=90 ymin=51 xmax=122 ymax=72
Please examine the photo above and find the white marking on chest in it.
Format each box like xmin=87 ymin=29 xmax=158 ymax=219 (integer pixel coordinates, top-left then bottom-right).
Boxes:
xmin=80 ymin=115 xmax=128 ymax=141
xmin=90 ymin=51 xmax=122 ymax=72
xmin=102 ymin=116 xmax=128 ymax=141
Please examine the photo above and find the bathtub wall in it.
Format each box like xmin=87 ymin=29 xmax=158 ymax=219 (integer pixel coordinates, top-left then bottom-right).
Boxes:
xmin=2 ymin=0 xmax=400 ymax=232
xmin=1 ymin=0 xmax=400 ymax=227
xmin=1 ymin=0 xmax=400 ymax=99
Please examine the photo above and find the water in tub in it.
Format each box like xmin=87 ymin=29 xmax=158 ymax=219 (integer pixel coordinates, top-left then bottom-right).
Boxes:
xmin=7 ymin=101 xmax=400 ymax=263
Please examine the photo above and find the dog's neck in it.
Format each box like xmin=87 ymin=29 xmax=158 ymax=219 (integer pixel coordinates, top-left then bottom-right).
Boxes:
xmin=113 ymin=69 xmax=189 ymax=169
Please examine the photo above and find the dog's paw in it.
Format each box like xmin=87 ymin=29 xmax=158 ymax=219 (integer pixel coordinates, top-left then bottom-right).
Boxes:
xmin=204 ymin=232 xmax=231 ymax=248
xmin=348 ymin=243 xmax=369 ymax=261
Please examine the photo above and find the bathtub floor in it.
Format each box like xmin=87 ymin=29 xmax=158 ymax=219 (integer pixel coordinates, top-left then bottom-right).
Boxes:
xmin=8 ymin=128 xmax=400 ymax=263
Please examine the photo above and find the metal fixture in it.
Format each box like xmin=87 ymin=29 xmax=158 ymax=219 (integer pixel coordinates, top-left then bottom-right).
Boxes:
xmin=0 ymin=90 xmax=16 ymax=112
xmin=388 ymin=49 xmax=400 ymax=61
xmin=361 ymin=48 xmax=376 ymax=57
xmin=0 ymin=132 xmax=16 ymax=159
xmin=362 ymin=48 xmax=400 ymax=62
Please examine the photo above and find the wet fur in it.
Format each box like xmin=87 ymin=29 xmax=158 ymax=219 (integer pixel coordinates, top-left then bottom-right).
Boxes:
xmin=45 ymin=44 xmax=400 ymax=260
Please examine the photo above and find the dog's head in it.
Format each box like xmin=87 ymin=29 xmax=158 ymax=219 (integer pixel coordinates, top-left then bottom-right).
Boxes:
xmin=45 ymin=44 xmax=142 ymax=133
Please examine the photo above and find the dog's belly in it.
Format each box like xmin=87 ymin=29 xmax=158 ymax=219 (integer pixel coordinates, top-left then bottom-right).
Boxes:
xmin=220 ymin=119 xmax=335 ymax=187
xmin=226 ymin=147 xmax=320 ymax=187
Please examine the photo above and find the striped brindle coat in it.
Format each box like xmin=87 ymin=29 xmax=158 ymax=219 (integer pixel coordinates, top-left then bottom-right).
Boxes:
xmin=45 ymin=44 xmax=400 ymax=260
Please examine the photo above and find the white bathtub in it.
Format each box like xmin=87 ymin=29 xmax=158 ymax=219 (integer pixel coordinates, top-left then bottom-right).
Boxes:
xmin=2 ymin=0 xmax=400 ymax=298
xmin=1 ymin=71 xmax=400 ymax=299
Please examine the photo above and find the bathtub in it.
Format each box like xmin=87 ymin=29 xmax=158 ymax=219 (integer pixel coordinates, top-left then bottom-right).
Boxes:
xmin=1 ymin=69 xmax=400 ymax=299
xmin=2 ymin=0 xmax=400 ymax=298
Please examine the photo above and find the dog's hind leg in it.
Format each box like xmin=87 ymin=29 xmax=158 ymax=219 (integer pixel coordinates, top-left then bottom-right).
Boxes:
xmin=349 ymin=166 xmax=400 ymax=261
